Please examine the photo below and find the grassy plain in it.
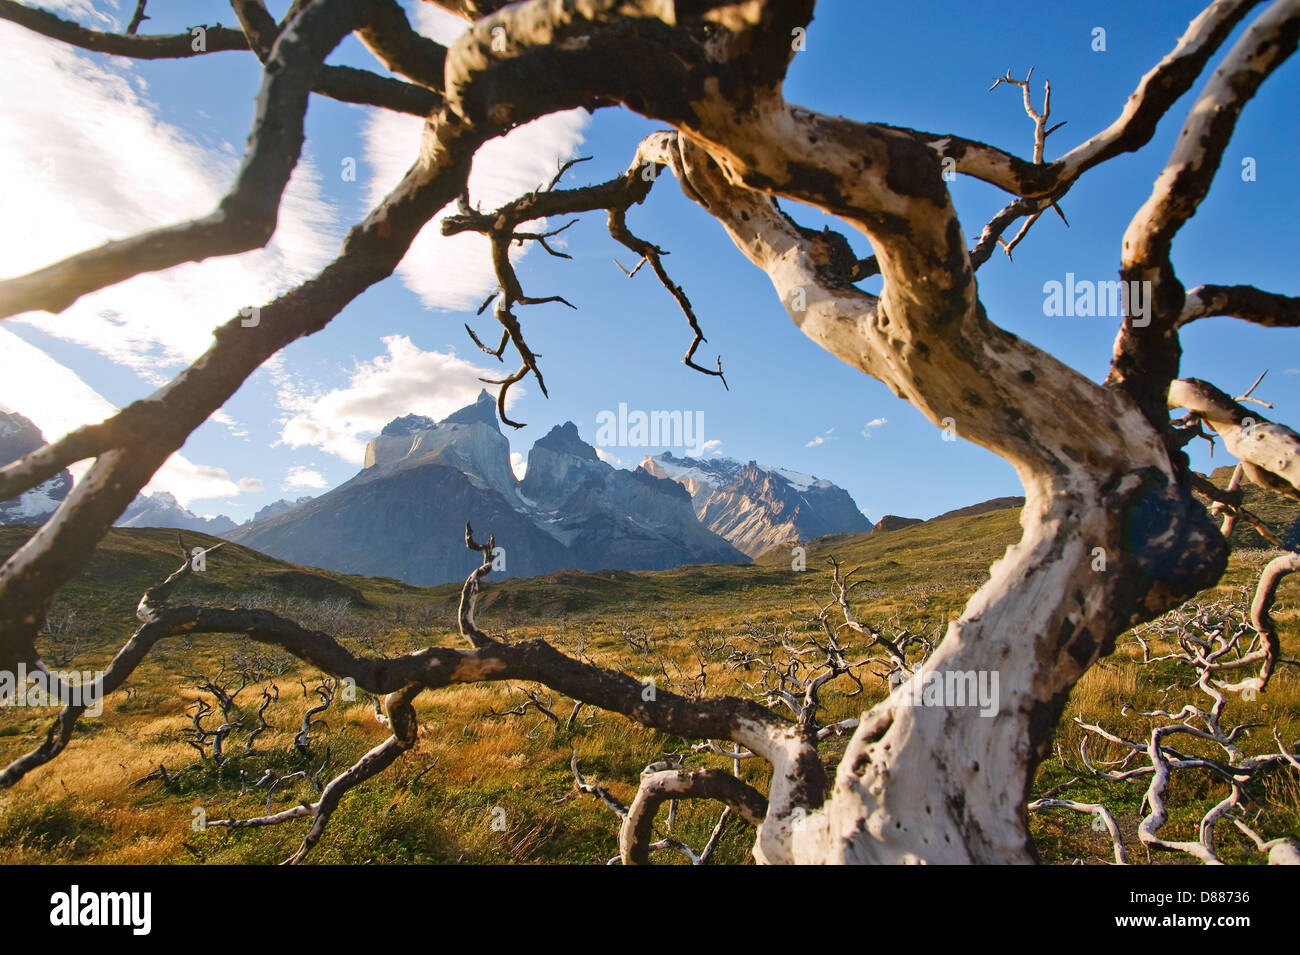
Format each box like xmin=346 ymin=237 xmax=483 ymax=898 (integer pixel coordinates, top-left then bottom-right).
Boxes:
xmin=1 ymin=481 xmax=1296 ymax=865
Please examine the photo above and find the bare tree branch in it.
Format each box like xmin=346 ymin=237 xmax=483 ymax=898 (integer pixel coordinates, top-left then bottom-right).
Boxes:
xmin=907 ymin=0 xmax=1269 ymax=196
xmin=228 ymin=0 xmax=443 ymax=114
xmin=0 ymin=1 xmax=248 ymax=57
xmin=1178 ymin=284 xmax=1300 ymax=329
xmin=0 ymin=0 xmax=364 ymax=318
xmin=1169 ymin=378 xmax=1300 ymax=499
xmin=1026 ymin=798 xmax=1129 ymax=864
xmin=1109 ymin=0 xmax=1300 ymax=420
xmin=620 ymin=769 xmax=767 ymax=864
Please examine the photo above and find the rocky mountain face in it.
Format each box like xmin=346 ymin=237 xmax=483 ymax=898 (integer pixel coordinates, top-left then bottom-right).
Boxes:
xmin=523 ymin=424 xmax=743 ymax=571
xmin=249 ymin=496 xmax=315 ymax=523
xmin=639 ymin=452 xmax=871 ymax=557
xmin=117 ymin=492 xmax=238 ymax=534
xmin=226 ymin=391 xmax=746 ymax=585
xmin=0 ymin=411 xmax=72 ymax=525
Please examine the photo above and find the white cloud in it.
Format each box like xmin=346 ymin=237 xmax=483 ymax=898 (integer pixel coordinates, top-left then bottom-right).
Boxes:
xmin=805 ymin=427 xmax=837 ymax=448
xmin=277 ymin=335 xmax=516 ymax=463
xmin=0 ymin=21 xmax=340 ymax=381
xmin=404 ymin=1 xmax=469 ymax=44
xmin=0 ymin=329 xmax=117 ymax=450
xmin=594 ymin=447 xmax=623 ymax=467
xmin=211 ymin=409 xmax=250 ymax=438
xmin=236 ymin=477 xmax=264 ymax=493
xmin=0 ymin=329 xmax=260 ymax=507
xmin=42 ymin=1 xmax=113 ymax=25
xmin=861 ymin=417 xmax=887 ymax=438
xmin=700 ymin=439 xmax=723 ymax=456
xmin=284 ymin=466 xmax=329 ymax=490
xmin=155 ymin=458 xmax=253 ymax=506
xmin=1285 ymin=368 xmax=1300 ymax=376
xmin=510 ymin=452 xmax=529 ymax=480
xmin=360 ymin=5 xmax=589 ymax=312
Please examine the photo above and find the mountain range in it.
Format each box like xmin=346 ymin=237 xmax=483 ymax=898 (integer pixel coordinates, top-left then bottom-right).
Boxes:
xmin=7 ymin=399 xmax=1299 ymax=594
xmin=0 ymin=411 xmax=270 ymax=534
xmin=223 ymin=391 xmax=871 ymax=585
xmin=2 ymin=395 xmax=875 ymax=584
xmin=638 ymin=452 xmax=872 ymax=557
xmin=116 ymin=492 xmax=239 ymax=534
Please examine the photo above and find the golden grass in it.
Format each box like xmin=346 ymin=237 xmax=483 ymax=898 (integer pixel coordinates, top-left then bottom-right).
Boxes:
xmin=1 ymin=507 xmax=1297 ymax=865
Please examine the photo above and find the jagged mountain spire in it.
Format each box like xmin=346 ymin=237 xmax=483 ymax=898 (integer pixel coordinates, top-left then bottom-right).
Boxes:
xmin=440 ymin=389 xmax=500 ymax=431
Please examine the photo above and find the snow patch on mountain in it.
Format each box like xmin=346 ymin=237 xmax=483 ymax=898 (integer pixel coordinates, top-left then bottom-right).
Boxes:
xmin=640 ymin=452 xmax=870 ymax=557
xmin=0 ymin=410 xmax=73 ymax=526
xmin=117 ymin=491 xmax=237 ymax=534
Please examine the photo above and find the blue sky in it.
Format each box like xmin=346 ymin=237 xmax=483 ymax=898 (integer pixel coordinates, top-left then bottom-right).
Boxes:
xmin=0 ymin=0 xmax=1296 ymax=523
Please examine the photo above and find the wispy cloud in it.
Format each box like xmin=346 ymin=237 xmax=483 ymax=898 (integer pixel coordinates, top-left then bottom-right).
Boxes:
xmin=284 ymin=466 xmax=329 ymax=491
xmin=157 ymin=458 xmax=259 ymax=506
xmin=861 ymin=417 xmax=887 ymax=438
xmin=0 ymin=19 xmax=340 ymax=382
xmin=276 ymin=335 xmax=519 ymax=464
xmin=805 ymin=427 xmax=837 ymax=448
xmin=39 ymin=1 xmax=114 ymax=27
xmin=211 ymin=409 xmax=250 ymax=439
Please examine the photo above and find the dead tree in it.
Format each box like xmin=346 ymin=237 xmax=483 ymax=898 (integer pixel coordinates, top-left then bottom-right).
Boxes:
xmin=485 ymin=686 xmax=562 ymax=737
xmin=294 ymin=677 xmax=337 ymax=756
xmin=35 ymin=598 xmax=92 ymax=668
xmin=1037 ymin=591 xmax=1300 ymax=864
xmin=2 ymin=0 xmax=1299 ymax=864
xmin=245 ymin=683 xmax=279 ymax=754
xmin=571 ymin=751 xmax=760 ymax=865
xmin=183 ymin=670 xmax=247 ymax=764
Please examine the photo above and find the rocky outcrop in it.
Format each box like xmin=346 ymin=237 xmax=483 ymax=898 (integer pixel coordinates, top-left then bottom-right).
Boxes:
xmin=865 ymin=497 xmax=1025 ymax=537
xmin=639 ymin=452 xmax=871 ymax=557
xmin=869 ymin=515 xmax=924 ymax=534
xmin=359 ymin=390 xmax=519 ymax=502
